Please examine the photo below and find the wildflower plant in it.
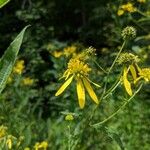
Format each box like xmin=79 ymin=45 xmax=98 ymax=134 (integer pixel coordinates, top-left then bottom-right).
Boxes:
xmin=55 ymin=49 xmax=100 ymax=109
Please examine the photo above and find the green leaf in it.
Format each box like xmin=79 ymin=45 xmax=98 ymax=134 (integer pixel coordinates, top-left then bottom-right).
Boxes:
xmin=0 ymin=26 xmax=29 ymax=94
xmin=0 ymin=0 xmax=10 ymax=8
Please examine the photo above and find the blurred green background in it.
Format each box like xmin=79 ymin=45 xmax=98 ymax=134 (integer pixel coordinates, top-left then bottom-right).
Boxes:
xmin=0 ymin=0 xmax=150 ymax=149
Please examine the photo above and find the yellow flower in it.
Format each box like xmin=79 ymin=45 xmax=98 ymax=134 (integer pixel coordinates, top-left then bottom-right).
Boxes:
xmin=55 ymin=56 xmax=100 ymax=109
xmin=0 ymin=125 xmax=7 ymax=138
xmin=52 ymin=51 xmax=63 ymax=58
xmin=117 ymin=3 xmax=136 ymax=16
xmin=137 ymin=0 xmax=146 ymax=3
xmin=22 ymin=77 xmax=34 ymax=86
xmin=63 ymin=46 xmax=77 ymax=57
xmin=13 ymin=60 xmax=25 ymax=74
xmin=117 ymin=9 xmax=124 ymax=16
xmin=138 ymin=68 xmax=150 ymax=82
xmin=120 ymin=3 xmax=136 ymax=13
xmin=34 ymin=141 xmax=48 ymax=150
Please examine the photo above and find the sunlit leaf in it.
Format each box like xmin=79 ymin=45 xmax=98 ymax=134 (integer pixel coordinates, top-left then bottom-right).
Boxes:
xmin=0 ymin=0 xmax=10 ymax=8
xmin=0 ymin=26 xmax=29 ymax=94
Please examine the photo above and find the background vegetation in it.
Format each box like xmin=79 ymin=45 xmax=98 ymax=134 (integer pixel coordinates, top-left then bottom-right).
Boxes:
xmin=0 ymin=0 xmax=150 ymax=149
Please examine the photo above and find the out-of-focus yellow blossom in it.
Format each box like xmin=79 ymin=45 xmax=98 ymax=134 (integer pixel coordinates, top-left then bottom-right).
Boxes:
xmin=6 ymin=138 xmax=12 ymax=149
xmin=118 ymin=2 xmax=136 ymax=16
xmin=137 ymin=0 xmax=146 ymax=3
xmin=63 ymin=46 xmax=77 ymax=57
xmin=22 ymin=77 xmax=34 ymax=86
xmin=65 ymin=114 xmax=74 ymax=121
xmin=117 ymin=9 xmax=124 ymax=16
xmin=34 ymin=141 xmax=48 ymax=150
xmin=24 ymin=147 xmax=30 ymax=150
xmin=0 ymin=125 xmax=7 ymax=138
xmin=52 ymin=51 xmax=63 ymax=58
xmin=55 ymin=56 xmax=100 ymax=109
xmin=13 ymin=60 xmax=25 ymax=74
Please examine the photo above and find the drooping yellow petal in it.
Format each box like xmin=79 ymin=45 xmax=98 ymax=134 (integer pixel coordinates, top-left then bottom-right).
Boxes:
xmin=55 ymin=75 xmax=74 ymax=96
xmin=82 ymin=77 xmax=99 ymax=104
xmin=84 ymin=76 xmax=101 ymax=88
xmin=129 ymin=65 xmax=137 ymax=81
xmin=123 ymin=67 xmax=132 ymax=96
xmin=76 ymin=77 xmax=85 ymax=109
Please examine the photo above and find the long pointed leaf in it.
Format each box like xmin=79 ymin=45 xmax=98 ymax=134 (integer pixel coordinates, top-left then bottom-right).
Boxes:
xmin=0 ymin=26 xmax=29 ymax=94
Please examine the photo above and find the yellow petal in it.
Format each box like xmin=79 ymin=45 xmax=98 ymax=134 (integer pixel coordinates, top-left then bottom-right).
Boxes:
xmin=84 ymin=76 xmax=101 ymax=87
xmin=123 ymin=67 xmax=132 ymax=96
xmin=55 ymin=75 xmax=74 ymax=96
xmin=82 ymin=77 xmax=99 ymax=104
xmin=76 ymin=77 xmax=85 ymax=109
xmin=129 ymin=65 xmax=137 ymax=80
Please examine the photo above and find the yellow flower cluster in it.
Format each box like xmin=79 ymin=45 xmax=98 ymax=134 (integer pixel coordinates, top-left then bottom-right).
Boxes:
xmin=34 ymin=141 xmax=48 ymax=150
xmin=55 ymin=56 xmax=100 ymax=109
xmin=123 ymin=63 xmax=150 ymax=96
xmin=52 ymin=45 xmax=77 ymax=58
xmin=22 ymin=77 xmax=34 ymax=86
xmin=117 ymin=2 xmax=136 ymax=16
xmin=13 ymin=60 xmax=25 ymax=74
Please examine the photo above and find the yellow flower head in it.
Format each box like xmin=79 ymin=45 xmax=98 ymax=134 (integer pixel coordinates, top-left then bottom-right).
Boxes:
xmin=13 ymin=60 xmax=25 ymax=74
xmin=117 ymin=9 xmax=124 ymax=16
xmin=22 ymin=77 xmax=34 ymax=86
xmin=34 ymin=141 xmax=48 ymax=150
xmin=55 ymin=56 xmax=100 ymax=109
xmin=0 ymin=125 xmax=7 ymax=138
xmin=121 ymin=3 xmax=136 ymax=12
xmin=63 ymin=46 xmax=77 ymax=57
xmin=64 ymin=57 xmax=91 ymax=78
xmin=52 ymin=51 xmax=63 ymax=58
xmin=139 ymin=68 xmax=150 ymax=82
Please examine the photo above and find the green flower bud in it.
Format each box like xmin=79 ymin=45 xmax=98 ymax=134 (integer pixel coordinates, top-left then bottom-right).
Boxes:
xmin=122 ymin=26 xmax=136 ymax=40
xmin=65 ymin=114 xmax=74 ymax=121
xmin=117 ymin=52 xmax=140 ymax=65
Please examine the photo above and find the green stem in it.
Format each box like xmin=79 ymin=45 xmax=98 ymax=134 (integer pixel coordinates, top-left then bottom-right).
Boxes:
xmin=136 ymin=9 xmax=149 ymax=18
xmin=108 ymin=41 xmax=126 ymax=73
xmin=93 ymin=60 xmax=108 ymax=74
xmin=91 ymin=83 xmax=143 ymax=127
xmin=68 ymin=125 xmax=71 ymax=150
xmin=100 ymin=41 xmax=126 ymax=100
xmin=103 ymin=80 xmax=121 ymax=99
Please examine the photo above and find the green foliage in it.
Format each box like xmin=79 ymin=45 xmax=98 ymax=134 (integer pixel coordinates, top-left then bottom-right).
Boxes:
xmin=0 ymin=0 xmax=10 ymax=8
xmin=0 ymin=26 xmax=28 ymax=94
xmin=0 ymin=0 xmax=150 ymax=150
